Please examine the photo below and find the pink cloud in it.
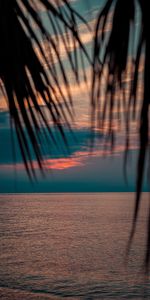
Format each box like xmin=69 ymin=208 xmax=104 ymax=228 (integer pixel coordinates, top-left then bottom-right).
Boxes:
xmin=43 ymin=157 xmax=83 ymax=170
xmin=0 ymin=138 xmax=139 ymax=172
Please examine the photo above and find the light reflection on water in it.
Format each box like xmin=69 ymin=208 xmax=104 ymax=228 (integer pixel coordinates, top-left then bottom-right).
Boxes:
xmin=0 ymin=193 xmax=149 ymax=299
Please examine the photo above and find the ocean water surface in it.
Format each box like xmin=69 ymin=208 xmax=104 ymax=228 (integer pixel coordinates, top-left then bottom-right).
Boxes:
xmin=0 ymin=193 xmax=150 ymax=299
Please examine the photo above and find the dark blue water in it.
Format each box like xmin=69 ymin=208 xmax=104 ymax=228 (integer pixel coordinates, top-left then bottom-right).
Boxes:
xmin=0 ymin=193 xmax=149 ymax=299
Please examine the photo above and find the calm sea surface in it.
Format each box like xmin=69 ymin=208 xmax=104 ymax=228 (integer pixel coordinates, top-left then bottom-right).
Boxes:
xmin=0 ymin=193 xmax=150 ymax=299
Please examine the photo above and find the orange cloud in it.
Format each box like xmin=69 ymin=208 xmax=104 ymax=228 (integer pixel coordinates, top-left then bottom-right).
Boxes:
xmin=44 ymin=157 xmax=83 ymax=170
xmin=0 ymin=136 xmax=139 ymax=173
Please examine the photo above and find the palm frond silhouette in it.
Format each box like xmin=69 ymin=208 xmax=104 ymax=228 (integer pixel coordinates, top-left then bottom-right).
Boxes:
xmin=92 ymin=0 xmax=150 ymax=267
xmin=0 ymin=0 xmax=90 ymax=178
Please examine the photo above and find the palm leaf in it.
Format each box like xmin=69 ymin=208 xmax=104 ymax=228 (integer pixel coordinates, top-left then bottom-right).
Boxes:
xmin=0 ymin=0 xmax=90 ymax=178
xmin=92 ymin=0 xmax=150 ymax=266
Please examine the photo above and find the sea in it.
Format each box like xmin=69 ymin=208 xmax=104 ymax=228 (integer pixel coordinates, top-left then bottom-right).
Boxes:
xmin=0 ymin=193 xmax=150 ymax=299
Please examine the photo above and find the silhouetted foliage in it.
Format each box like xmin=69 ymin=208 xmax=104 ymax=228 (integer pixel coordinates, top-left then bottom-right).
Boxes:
xmin=0 ymin=0 xmax=149 ymax=267
xmin=0 ymin=0 xmax=90 ymax=178
xmin=92 ymin=0 xmax=150 ymax=267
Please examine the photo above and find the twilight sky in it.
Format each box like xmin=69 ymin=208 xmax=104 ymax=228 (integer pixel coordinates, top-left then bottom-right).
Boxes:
xmin=0 ymin=0 xmax=149 ymax=193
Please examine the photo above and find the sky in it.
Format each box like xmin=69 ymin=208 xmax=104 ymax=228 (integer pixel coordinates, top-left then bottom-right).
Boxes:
xmin=0 ymin=0 xmax=149 ymax=193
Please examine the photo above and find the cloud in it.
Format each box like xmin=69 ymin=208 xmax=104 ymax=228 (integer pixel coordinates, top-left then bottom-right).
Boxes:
xmin=0 ymin=110 xmax=138 ymax=173
xmin=0 ymin=111 xmax=95 ymax=164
